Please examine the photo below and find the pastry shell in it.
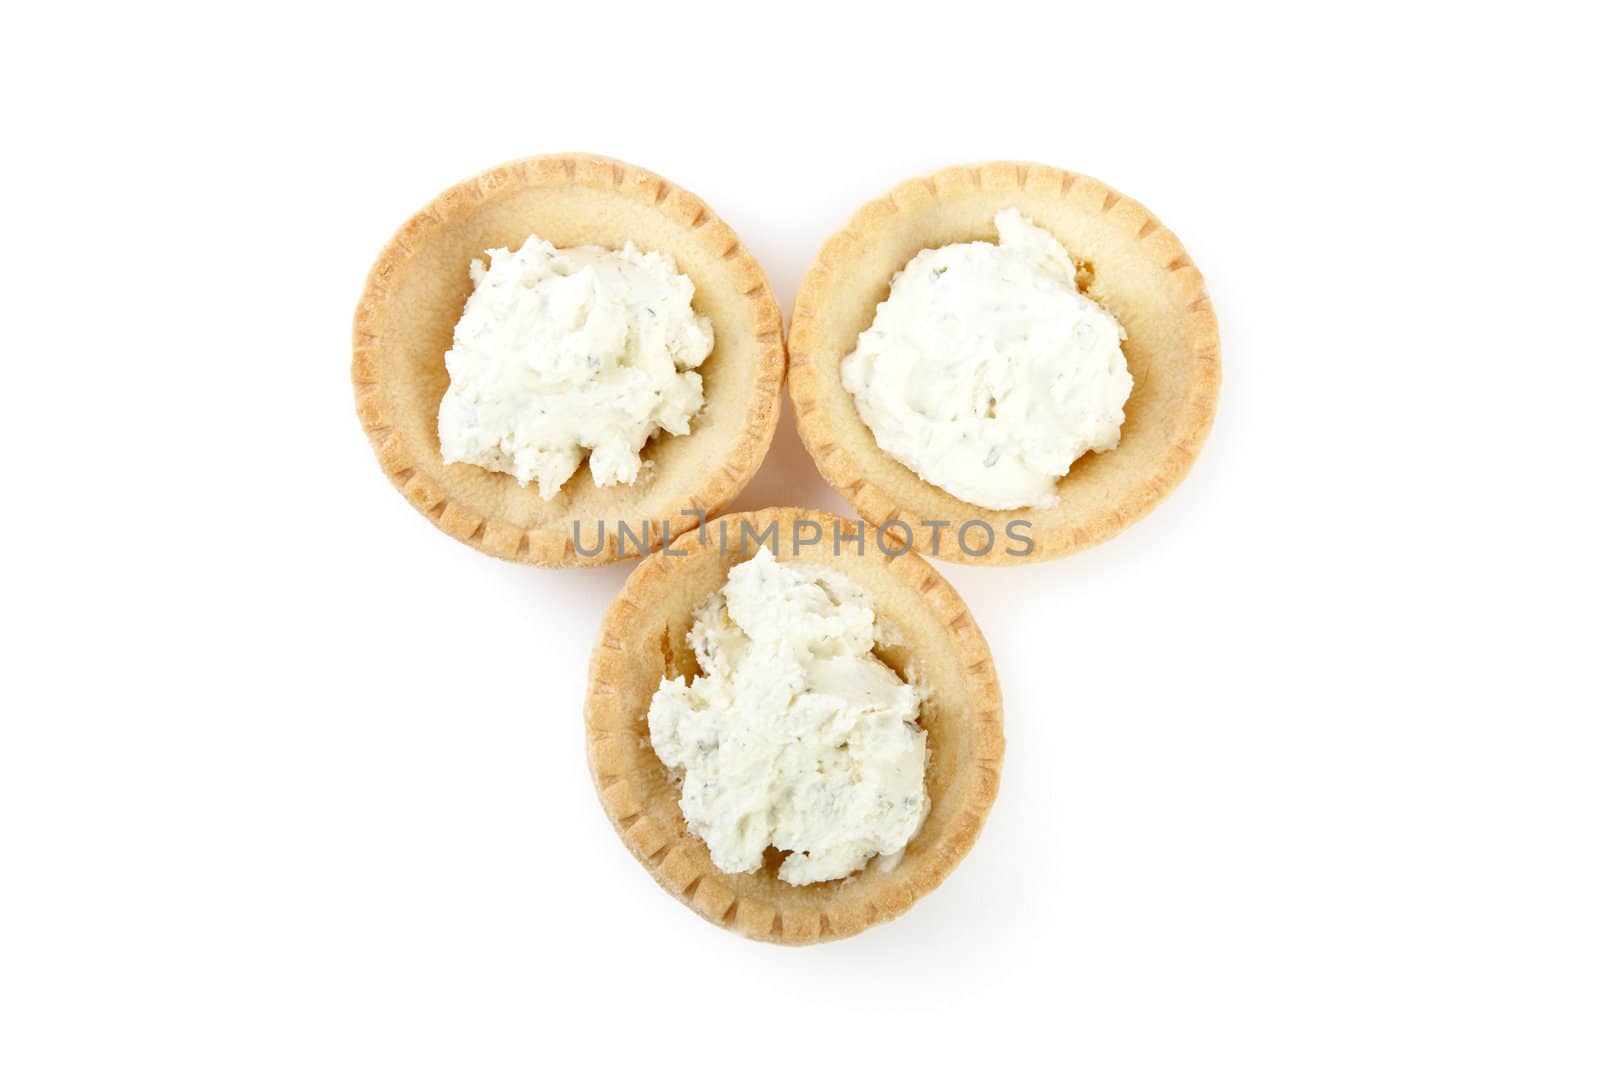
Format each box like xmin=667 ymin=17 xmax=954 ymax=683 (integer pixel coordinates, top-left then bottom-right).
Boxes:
xmin=585 ymin=508 xmax=1003 ymax=944
xmin=788 ymin=162 xmax=1220 ymax=565
xmin=353 ymin=153 xmax=785 ymax=566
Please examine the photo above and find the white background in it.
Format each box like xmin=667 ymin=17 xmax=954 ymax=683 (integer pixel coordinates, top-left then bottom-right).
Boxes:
xmin=3 ymin=2 xmax=1596 ymax=1064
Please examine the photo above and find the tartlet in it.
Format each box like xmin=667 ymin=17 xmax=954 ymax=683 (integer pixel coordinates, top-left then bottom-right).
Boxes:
xmin=788 ymin=162 xmax=1221 ymax=565
xmin=585 ymin=508 xmax=1004 ymax=944
xmin=352 ymin=153 xmax=786 ymax=566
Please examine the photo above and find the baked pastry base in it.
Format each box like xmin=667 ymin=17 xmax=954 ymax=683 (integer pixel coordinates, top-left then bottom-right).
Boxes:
xmin=353 ymin=153 xmax=785 ymax=566
xmin=788 ymin=162 xmax=1220 ymax=565
xmin=585 ymin=508 xmax=1004 ymax=944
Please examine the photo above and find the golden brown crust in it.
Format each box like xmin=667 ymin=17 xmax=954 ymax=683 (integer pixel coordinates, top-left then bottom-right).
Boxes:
xmin=353 ymin=153 xmax=786 ymax=567
xmin=788 ymin=162 xmax=1221 ymax=565
xmin=585 ymin=507 xmax=1004 ymax=944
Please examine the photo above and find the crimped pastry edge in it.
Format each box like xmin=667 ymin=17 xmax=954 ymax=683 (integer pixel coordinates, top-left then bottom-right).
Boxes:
xmin=585 ymin=507 xmax=1004 ymax=944
xmin=787 ymin=161 xmax=1220 ymax=565
xmin=352 ymin=153 xmax=786 ymax=567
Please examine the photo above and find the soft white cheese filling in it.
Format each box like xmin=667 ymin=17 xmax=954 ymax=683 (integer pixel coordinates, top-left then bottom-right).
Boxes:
xmin=437 ymin=235 xmax=713 ymax=500
xmin=648 ymin=548 xmax=929 ymax=886
xmin=839 ymin=209 xmax=1134 ymax=510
